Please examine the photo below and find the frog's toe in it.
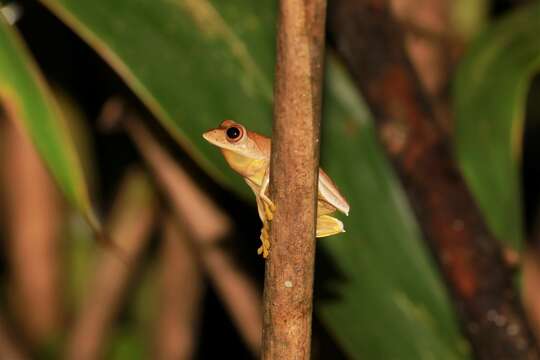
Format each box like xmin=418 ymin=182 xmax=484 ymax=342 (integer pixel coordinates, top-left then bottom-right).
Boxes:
xmin=264 ymin=203 xmax=274 ymax=221
xmin=260 ymin=241 xmax=270 ymax=258
xmin=267 ymin=199 xmax=276 ymax=212
xmin=263 ymin=199 xmax=276 ymax=221
xmin=260 ymin=194 xmax=276 ymax=214
xmin=258 ymin=224 xmax=271 ymax=258
xmin=257 ymin=244 xmax=270 ymax=258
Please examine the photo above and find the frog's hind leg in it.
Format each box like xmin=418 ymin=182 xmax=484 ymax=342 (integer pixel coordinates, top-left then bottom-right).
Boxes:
xmin=316 ymin=215 xmax=345 ymax=237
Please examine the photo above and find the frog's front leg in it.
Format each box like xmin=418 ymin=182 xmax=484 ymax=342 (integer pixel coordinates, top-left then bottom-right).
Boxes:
xmin=257 ymin=221 xmax=270 ymax=258
xmin=259 ymin=169 xmax=276 ymax=221
xmin=255 ymin=197 xmax=271 ymax=258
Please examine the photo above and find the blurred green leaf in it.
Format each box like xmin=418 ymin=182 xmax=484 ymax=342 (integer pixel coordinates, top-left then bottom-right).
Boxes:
xmin=0 ymin=14 xmax=99 ymax=231
xmin=108 ymin=328 xmax=145 ymax=360
xmin=454 ymin=2 xmax=540 ymax=251
xmin=317 ymin=63 xmax=468 ymax=359
xmin=108 ymin=261 xmax=157 ymax=360
xmin=452 ymin=0 xmax=489 ymax=40
xmin=65 ymin=214 xmax=97 ymax=311
xmin=40 ymin=0 xmax=468 ymax=357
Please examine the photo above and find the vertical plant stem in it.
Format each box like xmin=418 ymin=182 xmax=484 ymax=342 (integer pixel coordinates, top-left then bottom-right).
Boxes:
xmin=262 ymin=0 xmax=327 ymax=358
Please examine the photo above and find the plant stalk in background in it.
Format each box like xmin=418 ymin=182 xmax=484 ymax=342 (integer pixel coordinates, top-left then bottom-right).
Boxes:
xmin=328 ymin=0 xmax=539 ymax=358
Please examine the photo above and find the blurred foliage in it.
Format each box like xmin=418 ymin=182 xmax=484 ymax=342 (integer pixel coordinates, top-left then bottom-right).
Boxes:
xmin=0 ymin=13 xmax=98 ymax=231
xmin=455 ymin=1 xmax=540 ymax=251
xmin=452 ymin=0 xmax=489 ymax=39
xmin=36 ymin=0 xmax=467 ymax=358
xmin=0 ymin=0 xmax=538 ymax=359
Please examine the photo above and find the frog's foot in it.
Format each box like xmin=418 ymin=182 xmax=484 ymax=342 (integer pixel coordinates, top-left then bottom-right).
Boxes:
xmin=257 ymin=223 xmax=271 ymax=258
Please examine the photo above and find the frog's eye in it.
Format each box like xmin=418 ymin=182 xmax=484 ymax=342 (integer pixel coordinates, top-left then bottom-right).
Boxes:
xmin=226 ymin=126 xmax=243 ymax=142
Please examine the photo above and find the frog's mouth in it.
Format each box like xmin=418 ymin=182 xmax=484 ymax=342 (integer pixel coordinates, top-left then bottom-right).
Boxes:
xmin=202 ymin=129 xmax=219 ymax=145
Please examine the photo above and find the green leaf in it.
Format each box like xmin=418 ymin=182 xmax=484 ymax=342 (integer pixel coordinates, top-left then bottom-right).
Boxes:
xmin=39 ymin=0 xmax=276 ymax=196
xmin=39 ymin=0 xmax=468 ymax=357
xmin=454 ymin=2 xmax=540 ymax=251
xmin=318 ymin=63 xmax=468 ymax=359
xmin=0 ymin=14 xmax=99 ymax=231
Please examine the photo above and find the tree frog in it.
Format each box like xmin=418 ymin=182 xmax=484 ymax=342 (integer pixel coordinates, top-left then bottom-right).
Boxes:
xmin=203 ymin=120 xmax=350 ymax=258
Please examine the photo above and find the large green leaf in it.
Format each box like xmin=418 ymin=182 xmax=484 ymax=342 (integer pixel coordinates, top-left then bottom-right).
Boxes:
xmin=454 ymin=2 xmax=540 ymax=251
xmin=0 ymin=14 xmax=99 ymax=230
xmin=39 ymin=0 xmax=468 ymax=357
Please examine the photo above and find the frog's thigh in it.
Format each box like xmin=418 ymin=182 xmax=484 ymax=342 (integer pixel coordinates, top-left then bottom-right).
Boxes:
xmin=316 ymin=215 xmax=345 ymax=237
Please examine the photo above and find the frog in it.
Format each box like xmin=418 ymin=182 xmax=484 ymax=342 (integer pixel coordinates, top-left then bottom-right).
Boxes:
xmin=203 ymin=120 xmax=349 ymax=258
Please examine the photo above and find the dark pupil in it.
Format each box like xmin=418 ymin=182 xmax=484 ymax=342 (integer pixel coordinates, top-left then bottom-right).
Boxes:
xmin=226 ymin=127 xmax=241 ymax=139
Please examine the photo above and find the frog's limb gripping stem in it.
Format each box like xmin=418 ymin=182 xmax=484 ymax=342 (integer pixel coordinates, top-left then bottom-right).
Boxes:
xmin=258 ymin=221 xmax=270 ymax=258
xmin=256 ymin=172 xmax=274 ymax=258
xmin=259 ymin=169 xmax=276 ymax=215
xmin=263 ymin=200 xmax=274 ymax=221
xmin=255 ymin=196 xmax=272 ymax=258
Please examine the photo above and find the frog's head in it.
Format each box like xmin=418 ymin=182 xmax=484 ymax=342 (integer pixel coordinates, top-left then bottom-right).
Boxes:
xmin=203 ymin=120 xmax=265 ymax=159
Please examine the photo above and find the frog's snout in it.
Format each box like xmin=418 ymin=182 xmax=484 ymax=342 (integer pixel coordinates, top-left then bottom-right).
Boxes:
xmin=202 ymin=128 xmax=221 ymax=146
xmin=202 ymin=131 xmax=210 ymax=141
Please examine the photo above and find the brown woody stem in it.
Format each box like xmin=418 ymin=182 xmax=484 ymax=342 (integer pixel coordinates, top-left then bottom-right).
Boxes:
xmin=261 ymin=0 xmax=327 ymax=358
